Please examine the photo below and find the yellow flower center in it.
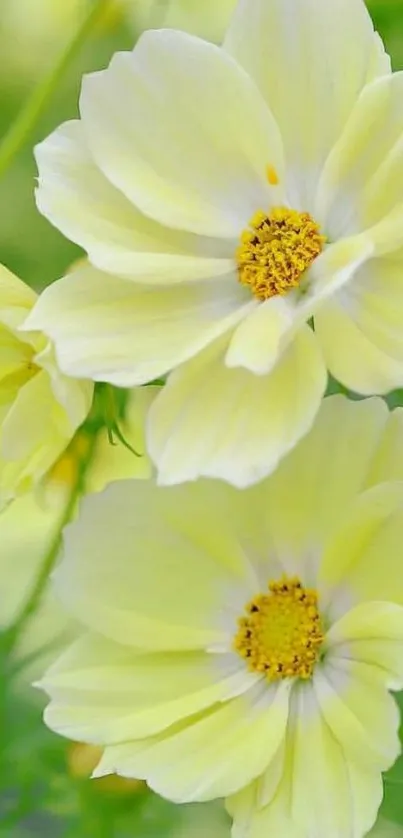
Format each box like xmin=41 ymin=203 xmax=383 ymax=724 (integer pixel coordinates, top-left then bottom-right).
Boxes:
xmin=236 ymin=207 xmax=325 ymax=301
xmin=234 ymin=576 xmax=324 ymax=681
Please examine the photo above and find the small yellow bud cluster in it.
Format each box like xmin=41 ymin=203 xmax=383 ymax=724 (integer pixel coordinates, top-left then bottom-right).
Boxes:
xmin=234 ymin=576 xmax=324 ymax=681
xmin=236 ymin=207 xmax=325 ymax=301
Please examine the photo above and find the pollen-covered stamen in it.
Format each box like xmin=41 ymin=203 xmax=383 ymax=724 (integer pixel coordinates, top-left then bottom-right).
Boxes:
xmin=236 ymin=207 xmax=325 ymax=301
xmin=234 ymin=576 xmax=324 ymax=682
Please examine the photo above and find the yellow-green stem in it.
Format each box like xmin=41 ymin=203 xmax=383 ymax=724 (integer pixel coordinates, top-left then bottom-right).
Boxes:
xmin=0 ymin=0 xmax=112 ymax=179
xmin=4 ymin=431 xmax=97 ymax=648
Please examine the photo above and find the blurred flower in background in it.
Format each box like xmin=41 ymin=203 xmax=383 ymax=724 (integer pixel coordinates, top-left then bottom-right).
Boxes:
xmin=0 ymin=0 xmax=236 ymax=90
xmin=0 ymin=384 xmax=154 ymax=690
xmin=0 ymin=264 xmax=92 ymax=505
xmin=127 ymin=0 xmax=237 ymax=42
xmin=1 ymin=0 xmax=87 ymax=80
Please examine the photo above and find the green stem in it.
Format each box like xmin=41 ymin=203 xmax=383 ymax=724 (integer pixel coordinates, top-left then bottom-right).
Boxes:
xmin=4 ymin=432 xmax=97 ymax=648
xmin=0 ymin=0 xmax=112 ymax=179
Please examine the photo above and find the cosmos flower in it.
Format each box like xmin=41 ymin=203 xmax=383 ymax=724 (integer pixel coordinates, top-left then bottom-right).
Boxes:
xmin=39 ymin=396 xmax=403 ymax=838
xmin=26 ymin=0 xmax=403 ymax=487
xmin=0 ymin=264 xmax=92 ymax=504
xmin=1 ymin=385 xmax=156 ymax=686
xmin=0 ymin=0 xmax=84 ymax=79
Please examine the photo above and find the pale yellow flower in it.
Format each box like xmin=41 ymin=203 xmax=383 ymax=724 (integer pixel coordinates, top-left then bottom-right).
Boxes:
xmin=0 ymin=0 xmax=85 ymax=78
xmin=39 ymin=397 xmax=403 ymax=838
xmin=1 ymin=385 xmax=156 ymax=685
xmin=26 ymin=0 xmax=403 ymax=487
xmin=127 ymin=0 xmax=237 ymax=42
xmin=0 ymin=264 xmax=92 ymax=504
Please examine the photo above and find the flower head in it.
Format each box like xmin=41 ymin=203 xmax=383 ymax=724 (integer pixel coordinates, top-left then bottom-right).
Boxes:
xmin=39 ymin=396 xmax=403 ymax=838
xmin=25 ymin=0 xmax=403 ymax=487
xmin=0 ymin=264 xmax=92 ymax=504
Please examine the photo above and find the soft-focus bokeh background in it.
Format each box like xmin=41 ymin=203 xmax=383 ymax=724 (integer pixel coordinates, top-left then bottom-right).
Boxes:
xmin=1 ymin=1 xmax=403 ymax=836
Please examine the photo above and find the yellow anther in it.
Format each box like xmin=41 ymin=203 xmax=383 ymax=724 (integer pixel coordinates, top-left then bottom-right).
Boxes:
xmin=236 ymin=206 xmax=325 ymax=301
xmin=233 ymin=576 xmax=324 ymax=683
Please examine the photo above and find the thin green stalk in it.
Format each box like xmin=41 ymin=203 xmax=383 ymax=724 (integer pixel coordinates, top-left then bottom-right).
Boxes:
xmin=9 ymin=488 xmax=77 ymax=638
xmin=0 ymin=0 xmax=112 ymax=179
xmin=4 ymin=431 xmax=97 ymax=648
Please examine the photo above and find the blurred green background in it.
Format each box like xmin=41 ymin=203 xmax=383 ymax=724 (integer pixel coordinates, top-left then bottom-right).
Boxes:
xmin=1 ymin=1 xmax=403 ymax=836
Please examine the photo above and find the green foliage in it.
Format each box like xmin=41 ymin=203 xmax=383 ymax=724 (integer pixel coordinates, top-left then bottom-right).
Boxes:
xmin=368 ymin=0 xmax=403 ymax=68
xmin=381 ymin=693 xmax=403 ymax=826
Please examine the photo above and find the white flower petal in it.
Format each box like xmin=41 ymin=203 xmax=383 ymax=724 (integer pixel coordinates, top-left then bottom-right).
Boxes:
xmin=331 ymin=639 xmax=403 ymax=694
xmin=291 ymin=682 xmax=383 ymax=838
xmin=228 ymin=680 xmax=383 ymax=838
xmin=35 ymin=120 xmax=234 ymax=282
xmin=0 ymin=369 xmax=87 ymax=497
xmin=225 ymin=295 xmax=299 ymax=376
xmin=22 ymin=263 xmax=252 ymax=386
xmin=332 ymin=257 xmax=403 ymax=359
xmin=228 ymin=778 xmax=302 ymax=838
xmin=254 ymin=739 xmax=287 ymax=808
xmin=224 ymin=0 xmax=388 ymax=207
xmin=328 ymin=602 xmax=403 ymax=649
xmin=314 ymin=658 xmax=400 ymax=770
xmin=80 ymin=30 xmax=284 ymax=238
xmin=0 ymin=266 xmax=91 ymax=502
xmin=54 ymin=478 xmax=257 ymax=651
xmin=314 ymin=289 xmax=403 ymax=395
xmin=243 ymin=396 xmax=390 ymax=583
xmin=35 ymin=342 xmax=93 ymax=429
xmin=366 ymin=407 xmax=403 ymax=486
xmin=92 ymin=680 xmax=290 ymax=803
xmin=319 ymin=482 xmax=403 ymax=617
xmin=148 ymin=327 xmax=326 ymax=488
xmin=317 ymin=73 xmax=403 ymax=241
xmin=362 ymin=207 xmax=403 ymax=258
xmin=2 ymin=371 xmax=59 ymax=461
xmin=326 ymin=602 xmax=403 ymax=689
xmin=40 ymin=632 xmax=253 ymax=744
